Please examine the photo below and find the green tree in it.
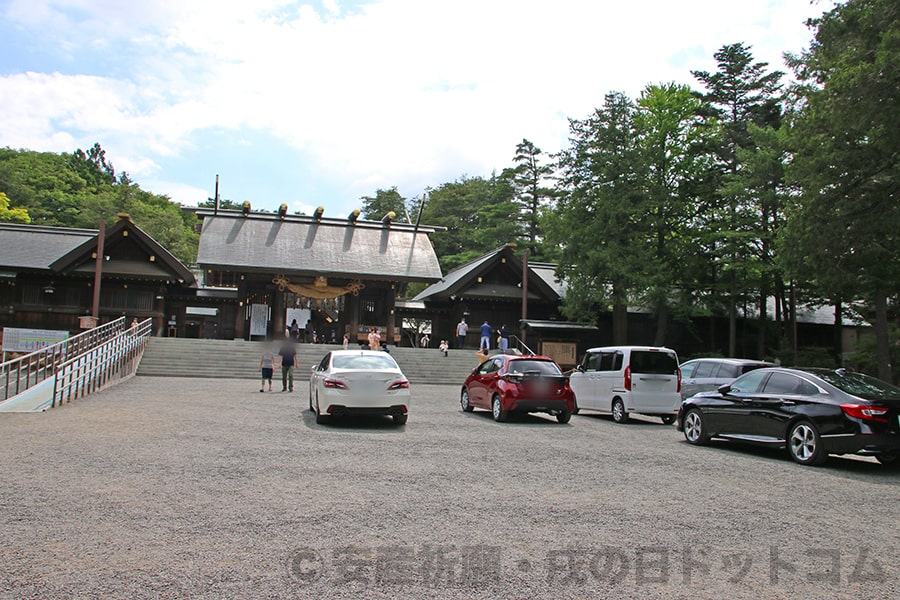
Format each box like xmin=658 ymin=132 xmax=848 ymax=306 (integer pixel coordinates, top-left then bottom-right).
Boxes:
xmin=722 ymin=121 xmax=791 ymax=357
xmin=0 ymin=191 xmax=31 ymax=223
xmin=197 ymin=197 xmax=245 ymax=211
xmin=780 ymin=0 xmax=900 ymax=381
xmin=0 ymin=148 xmax=93 ymax=225
xmin=500 ymin=139 xmax=555 ymax=260
xmin=550 ymin=92 xmax=644 ymax=344
xmin=0 ymin=146 xmax=200 ymax=266
xmin=360 ymin=187 xmax=409 ymax=221
xmin=692 ymin=42 xmax=785 ymax=356
xmin=633 ymin=82 xmax=710 ymax=344
xmin=421 ymin=175 xmax=518 ymax=272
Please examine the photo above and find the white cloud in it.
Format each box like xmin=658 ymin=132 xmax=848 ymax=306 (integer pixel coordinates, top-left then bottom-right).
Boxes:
xmin=144 ymin=179 xmax=212 ymax=206
xmin=0 ymin=0 xmax=830 ymax=207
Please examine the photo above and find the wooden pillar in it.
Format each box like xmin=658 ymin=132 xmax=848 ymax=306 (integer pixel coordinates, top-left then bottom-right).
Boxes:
xmin=349 ymin=293 xmax=360 ymax=344
xmin=272 ymin=288 xmax=285 ymax=340
xmin=386 ymin=291 xmax=397 ymax=345
xmin=153 ymin=293 xmax=165 ymax=336
xmin=91 ymin=220 xmax=105 ymax=318
xmin=521 ymin=250 xmax=529 ymax=343
xmin=235 ymin=281 xmax=246 ymax=340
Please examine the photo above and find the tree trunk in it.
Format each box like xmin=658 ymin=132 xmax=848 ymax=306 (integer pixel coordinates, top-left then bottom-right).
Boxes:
xmin=774 ymin=278 xmax=784 ymax=348
xmin=758 ymin=276 xmax=768 ymax=359
xmin=728 ymin=280 xmax=737 ymax=357
xmin=833 ymin=297 xmax=843 ymax=367
xmin=789 ymin=282 xmax=798 ymax=366
xmin=654 ymin=300 xmax=668 ymax=347
xmin=612 ymin=283 xmax=628 ymax=345
xmin=874 ymin=286 xmax=892 ymax=383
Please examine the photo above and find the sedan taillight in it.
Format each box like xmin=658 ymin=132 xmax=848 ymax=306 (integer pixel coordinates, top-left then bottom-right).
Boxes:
xmin=841 ymin=404 xmax=890 ymax=423
xmin=323 ymin=378 xmax=348 ymax=389
xmin=388 ymin=380 xmax=410 ymax=390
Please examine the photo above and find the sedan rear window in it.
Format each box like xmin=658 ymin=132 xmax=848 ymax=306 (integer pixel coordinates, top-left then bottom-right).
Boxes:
xmin=630 ymin=351 xmax=678 ymax=375
xmin=332 ymin=354 xmax=399 ymax=370
xmin=814 ymin=370 xmax=900 ymax=401
xmin=507 ymin=360 xmax=563 ymax=376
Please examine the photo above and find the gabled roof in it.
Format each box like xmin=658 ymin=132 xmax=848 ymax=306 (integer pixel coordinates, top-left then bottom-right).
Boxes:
xmin=196 ymin=211 xmax=443 ymax=283
xmin=529 ymin=261 xmax=566 ymax=298
xmin=0 ymin=219 xmax=195 ymax=285
xmin=0 ymin=223 xmax=97 ymax=270
xmin=413 ymin=245 xmax=561 ymax=303
xmin=50 ymin=216 xmax=196 ymax=286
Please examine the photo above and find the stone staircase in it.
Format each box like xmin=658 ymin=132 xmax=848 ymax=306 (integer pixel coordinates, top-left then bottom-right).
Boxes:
xmin=136 ymin=337 xmax=482 ymax=385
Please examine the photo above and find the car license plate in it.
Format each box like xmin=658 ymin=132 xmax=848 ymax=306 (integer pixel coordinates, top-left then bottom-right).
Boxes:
xmin=530 ymin=381 xmax=551 ymax=396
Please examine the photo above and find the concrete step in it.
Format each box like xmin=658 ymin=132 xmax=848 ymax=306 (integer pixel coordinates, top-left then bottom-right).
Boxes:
xmin=137 ymin=337 xmax=482 ymax=385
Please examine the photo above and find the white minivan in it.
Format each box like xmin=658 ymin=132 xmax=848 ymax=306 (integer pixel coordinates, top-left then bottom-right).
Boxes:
xmin=569 ymin=346 xmax=681 ymax=424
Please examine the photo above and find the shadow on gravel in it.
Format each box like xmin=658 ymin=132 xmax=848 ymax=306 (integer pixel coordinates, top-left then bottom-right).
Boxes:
xmin=461 ymin=410 xmax=572 ymax=427
xmin=298 ymin=408 xmax=406 ymax=433
xmin=574 ymin=413 xmax=669 ymax=426
xmin=682 ymin=439 xmax=898 ymax=482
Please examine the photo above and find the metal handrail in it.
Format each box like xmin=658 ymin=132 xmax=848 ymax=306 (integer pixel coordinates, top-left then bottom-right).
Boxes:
xmin=508 ymin=335 xmax=537 ymax=356
xmin=1 ymin=317 xmax=127 ymax=403
xmin=52 ymin=319 xmax=151 ymax=408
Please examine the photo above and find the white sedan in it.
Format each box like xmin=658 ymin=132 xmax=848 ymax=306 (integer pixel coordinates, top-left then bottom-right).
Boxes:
xmin=308 ymin=350 xmax=410 ymax=425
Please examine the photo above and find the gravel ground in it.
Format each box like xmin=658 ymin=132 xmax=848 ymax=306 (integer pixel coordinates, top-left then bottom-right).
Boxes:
xmin=0 ymin=375 xmax=897 ymax=599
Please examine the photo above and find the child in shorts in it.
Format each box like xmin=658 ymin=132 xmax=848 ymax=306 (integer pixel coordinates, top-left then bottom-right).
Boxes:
xmin=259 ymin=348 xmax=276 ymax=392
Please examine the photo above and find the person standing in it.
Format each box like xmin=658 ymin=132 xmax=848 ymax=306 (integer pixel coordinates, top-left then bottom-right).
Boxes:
xmin=367 ymin=327 xmax=380 ymax=351
xmin=289 ymin=319 xmax=300 ymax=341
xmin=498 ymin=325 xmax=509 ymax=352
xmin=278 ymin=338 xmax=299 ymax=392
xmin=480 ymin=320 xmax=491 ymax=352
xmin=420 ymin=334 xmax=430 ymax=348
xmin=259 ymin=346 xmax=276 ymax=392
xmin=342 ymin=332 xmax=350 ymax=350
xmin=456 ymin=318 xmax=468 ymax=349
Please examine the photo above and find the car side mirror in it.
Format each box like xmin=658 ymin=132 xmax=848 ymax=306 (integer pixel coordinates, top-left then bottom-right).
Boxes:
xmin=717 ymin=384 xmax=732 ymax=395
xmin=576 ymin=365 xmax=585 ymax=373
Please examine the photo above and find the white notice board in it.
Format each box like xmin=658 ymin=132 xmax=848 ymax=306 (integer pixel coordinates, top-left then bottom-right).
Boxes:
xmin=249 ymin=304 xmax=269 ymax=337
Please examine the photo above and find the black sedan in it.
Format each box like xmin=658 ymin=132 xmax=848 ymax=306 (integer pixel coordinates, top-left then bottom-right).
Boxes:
xmin=677 ymin=367 xmax=900 ymax=466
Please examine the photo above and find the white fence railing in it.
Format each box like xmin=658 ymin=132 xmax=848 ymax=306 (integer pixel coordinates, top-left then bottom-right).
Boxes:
xmin=52 ymin=319 xmax=151 ymax=408
xmin=0 ymin=317 xmax=151 ymax=410
xmin=2 ymin=317 xmax=130 ymax=403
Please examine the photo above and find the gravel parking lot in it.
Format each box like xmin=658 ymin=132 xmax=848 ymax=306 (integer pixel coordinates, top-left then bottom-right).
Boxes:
xmin=1 ymin=376 xmax=897 ymax=599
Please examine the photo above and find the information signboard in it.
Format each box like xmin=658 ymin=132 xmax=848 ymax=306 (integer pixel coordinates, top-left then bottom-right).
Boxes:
xmin=249 ymin=304 xmax=269 ymax=337
xmin=2 ymin=327 xmax=70 ymax=353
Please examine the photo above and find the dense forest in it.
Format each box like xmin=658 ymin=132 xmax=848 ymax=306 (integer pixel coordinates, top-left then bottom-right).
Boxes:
xmin=1 ymin=0 xmax=897 ymax=379
xmin=0 ymin=143 xmax=200 ymax=265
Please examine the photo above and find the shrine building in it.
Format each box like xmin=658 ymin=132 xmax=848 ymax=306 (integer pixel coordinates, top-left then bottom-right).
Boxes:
xmin=193 ymin=207 xmax=443 ymax=343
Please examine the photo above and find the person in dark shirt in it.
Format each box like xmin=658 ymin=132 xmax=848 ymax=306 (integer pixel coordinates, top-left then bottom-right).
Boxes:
xmin=480 ymin=321 xmax=491 ymax=352
xmin=499 ymin=325 xmax=510 ymax=352
xmin=278 ymin=338 xmax=299 ymax=392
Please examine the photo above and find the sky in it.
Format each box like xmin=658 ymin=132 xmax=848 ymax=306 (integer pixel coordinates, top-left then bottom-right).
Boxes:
xmin=0 ymin=0 xmax=834 ymax=217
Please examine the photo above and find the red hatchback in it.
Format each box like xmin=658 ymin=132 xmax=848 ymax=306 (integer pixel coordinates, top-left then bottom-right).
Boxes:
xmin=461 ymin=354 xmax=576 ymax=423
